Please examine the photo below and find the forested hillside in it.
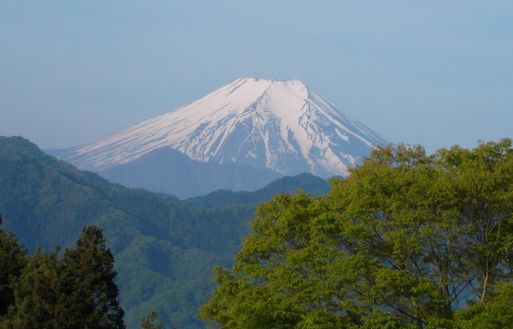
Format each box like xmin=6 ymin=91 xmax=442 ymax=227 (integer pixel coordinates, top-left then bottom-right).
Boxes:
xmin=184 ymin=173 xmax=329 ymax=208
xmin=0 ymin=136 xmax=327 ymax=328
xmin=0 ymin=137 xmax=246 ymax=328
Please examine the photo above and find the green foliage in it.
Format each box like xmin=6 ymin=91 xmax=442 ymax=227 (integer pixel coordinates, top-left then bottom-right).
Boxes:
xmin=1 ymin=250 xmax=66 ymax=329
xmin=62 ymin=226 xmax=125 ymax=329
xmin=201 ymin=139 xmax=513 ymax=328
xmin=455 ymin=283 xmax=513 ymax=328
xmin=0 ymin=226 xmax=125 ymax=329
xmin=0 ymin=215 xmax=27 ymax=317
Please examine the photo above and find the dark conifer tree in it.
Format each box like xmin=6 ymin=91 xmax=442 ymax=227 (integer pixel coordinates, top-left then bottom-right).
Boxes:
xmin=0 ymin=250 xmax=66 ymax=329
xmin=62 ymin=225 xmax=125 ymax=329
xmin=0 ymin=215 xmax=27 ymax=317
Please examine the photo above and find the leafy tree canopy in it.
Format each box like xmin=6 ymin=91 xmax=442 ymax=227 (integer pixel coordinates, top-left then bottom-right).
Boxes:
xmin=201 ymin=139 xmax=513 ymax=329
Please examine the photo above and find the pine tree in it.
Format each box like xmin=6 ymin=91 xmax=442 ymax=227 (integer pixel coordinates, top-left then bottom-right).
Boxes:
xmin=0 ymin=250 xmax=67 ymax=329
xmin=62 ymin=225 xmax=125 ymax=329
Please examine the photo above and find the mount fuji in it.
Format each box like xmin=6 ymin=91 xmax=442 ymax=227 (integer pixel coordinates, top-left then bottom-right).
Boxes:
xmin=56 ymin=78 xmax=385 ymax=197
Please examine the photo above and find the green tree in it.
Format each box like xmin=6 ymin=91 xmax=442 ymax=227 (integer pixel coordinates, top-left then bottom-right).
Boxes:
xmin=201 ymin=193 xmax=347 ymax=328
xmin=0 ymin=250 xmax=67 ymax=329
xmin=455 ymin=282 xmax=513 ymax=328
xmin=200 ymin=139 xmax=513 ymax=328
xmin=0 ymin=215 xmax=27 ymax=317
xmin=62 ymin=225 xmax=125 ymax=329
xmin=0 ymin=225 xmax=126 ymax=329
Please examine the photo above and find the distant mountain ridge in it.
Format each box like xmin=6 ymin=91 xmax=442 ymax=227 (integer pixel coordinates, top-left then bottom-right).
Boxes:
xmin=97 ymin=147 xmax=282 ymax=198
xmin=57 ymin=78 xmax=385 ymax=181
xmin=185 ymin=173 xmax=329 ymax=209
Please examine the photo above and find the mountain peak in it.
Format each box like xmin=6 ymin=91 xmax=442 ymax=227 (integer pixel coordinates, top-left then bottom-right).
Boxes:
xmin=60 ymin=79 xmax=385 ymax=178
xmin=214 ymin=77 xmax=309 ymax=108
xmin=237 ymin=77 xmax=303 ymax=83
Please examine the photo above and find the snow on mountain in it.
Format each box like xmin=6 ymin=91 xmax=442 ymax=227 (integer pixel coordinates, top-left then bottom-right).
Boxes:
xmin=61 ymin=78 xmax=385 ymax=178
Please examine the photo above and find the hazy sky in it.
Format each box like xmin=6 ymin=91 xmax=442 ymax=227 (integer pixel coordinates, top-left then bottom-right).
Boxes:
xmin=1 ymin=0 xmax=512 ymax=152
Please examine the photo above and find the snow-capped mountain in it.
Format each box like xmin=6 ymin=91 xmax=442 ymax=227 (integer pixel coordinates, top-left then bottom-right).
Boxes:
xmin=61 ymin=78 xmax=385 ymax=178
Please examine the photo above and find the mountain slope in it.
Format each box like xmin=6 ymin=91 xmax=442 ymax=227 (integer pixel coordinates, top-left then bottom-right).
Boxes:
xmin=59 ymin=78 xmax=385 ymax=178
xmin=0 ymin=137 xmax=244 ymax=328
xmin=185 ymin=173 xmax=330 ymax=209
xmin=0 ymin=136 xmax=331 ymax=328
xmin=98 ymin=147 xmax=282 ymax=198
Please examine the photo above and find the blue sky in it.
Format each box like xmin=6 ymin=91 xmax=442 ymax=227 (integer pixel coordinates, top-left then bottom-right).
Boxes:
xmin=1 ymin=0 xmax=512 ymax=152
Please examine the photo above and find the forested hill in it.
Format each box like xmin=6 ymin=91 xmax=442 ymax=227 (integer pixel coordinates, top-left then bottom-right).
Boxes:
xmin=0 ymin=136 xmax=329 ymax=329
xmin=185 ymin=173 xmax=329 ymax=208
